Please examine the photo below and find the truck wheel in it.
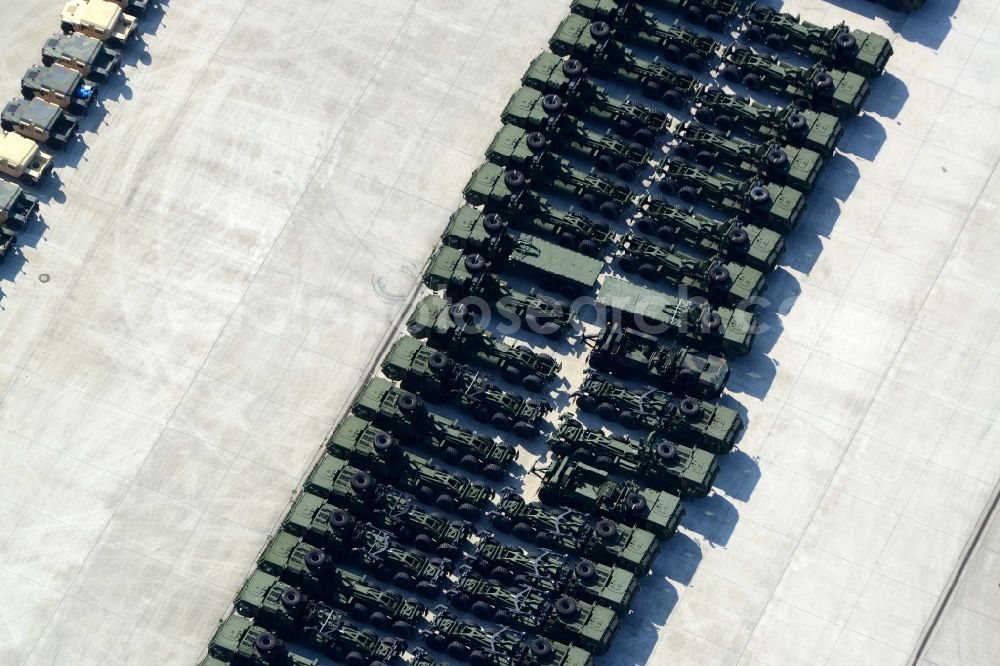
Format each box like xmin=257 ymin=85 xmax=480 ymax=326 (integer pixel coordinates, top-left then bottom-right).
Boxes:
xmin=436 ymin=494 xmax=458 ymax=512
xmin=328 ymin=508 xmax=351 ymax=529
xmin=426 ymin=633 xmax=447 ymax=651
xmin=746 ymin=24 xmax=765 ymax=42
xmin=417 ymin=485 xmax=436 ymax=503
xmin=595 ymin=455 xmax=615 ymax=468
xmin=678 ymin=186 xmax=699 ymax=203
xmin=673 ymin=141 xmax=696 ymax=159
xmin=620 ymin=411 xmax=640 ymax=429
xmin=574 ymin=559 xmax=597 ymax=580
xmin=835 ymin=31 xmax=857 ymax=51
xmin=554 ymin=595 xmax=579 ymax=619
xmin=414 ymin=533 xmax=435 ymax=551
xmin=577 ymin=395 xmax=598 ymax=413
xmin=596 ymin=519 xmax=618 ymax=539
xmin=641 ymin=79 xmax=663 ymax=99
xmin=812 ymin=71 xmax=834 ymax=91
xmin=664 ymin=89 xmax=683 ymax=108
xmin=369 ymin=611 xmax=390 ymax=628
xmin=428 ymin=351 xmax=451 ymax=371
xmin=635 ymin=217 xmax=656 ymax=235
xmin=659 ymin=176 xmax=679 ymax=196
xmin=471 ymin=601 xmax=496 ymax=619
xmin=766 ymin=147 xmax=789 ymax=171
xmin=483 ymin=463 xmax=504 ymax=481
xmin=595 ymin=154 xmax=616 ymax=173
xmin=727 ymin=226 xmax=750 ymax=246
xmin=392 ymin=620 xmax=414 ymax=638
xmin=680 ymin=396 xmax=702 ymax=416
xmin=657 ymin=225 xmax=678 ymax=242
xmin=664 ymin=43 xmax=684 ymax=62
xmin=618 ymin=254 xmax=639 ymax=274
xmin=459 ymin=454 xmax=480 ymax=471
xmin=785 ymin=113 xmax=808 ymax=136
xmin=490 ymin=565 xmax=513 ymax=583
xmin=0 ymin=120 xmax=13 ymax=133
xmin=701 ymin=310 xmax=723 ymax=332
xmin=596 ymin=402 xmax=619 ymax=421
xmin=280 ymin=588 xmax=303 ymax=608
xmin=723 ymin=65 xmax=742 ymax=83
xmin=512 ymin=522 xmax=537 ymax=541
xmin=580 ymin=193 xmax=599 ymax=211
xmin=464 ymin=253 xmax=487 ymax=273
xmin=304 ymin=548 xmax=326 ymax=570
xmin=708 ymin=265 xmax=731 ymax=285
xmin=685 ymin=5 xmax=704 ymax=23
xmin=398 ymin=392 xmax=422 ymax=413
xmin=438 ymin=542 xmax=460 ymax=558
xmin=522 ymin=374 xmax=543 ymax=392
xmin=626 ymin=492 xmax=648 ymax=513
xmin=742 ymin=73 xmax=763 ymax=91
xmin=536 ymin=531 xmax=556 ymax=548
xmin=373 ymin=430 xmax=396 ymax=452
xmin=526 ymin=131 xmax=547 ymax=151
xmin=562 ymin=59 xmax=584 ymax=78
xmin=714 ymin=114 xmax=734 ymax=131
xmin=503 ymin=169 xmax=526 ymax=190
xmin=482 ymin=213 xmax=505 ymax=235
xmin=458 ymin=503 xmax=480 ymax=520
xmin=393 ymin=572 xmax=415 ymax=589
xmin=350 ymin=471 xmax=373 ymax=492
xmin=748 ymin=185 xmax=771 ymax=208
xmin=530 ymin=638 xmax=554 ymax=658
xmin=345 ymin=652 xmax=367 ymax=666
xmin=491 ymin=413 xmax=512 ymax=430
xmin=682 ymin=52 xmax=705 ymax=71
xmin=599 ymin=201 xmax=620 ymax=219
xmin=492 ymin=514 xmax=513 ymax=532
xmin=60 ymin=22 xmax=75 ymax=34
xmin=705 ymin=13 xmax=725 ymax=32
xmin=450 ymin=591 xmax=472 ymax=610
xmin=541 ymin=94 xmax=563 ymax=113
xmin=469 ymin=651 xmax=491 ymax=666
xmin=638 ymin=263 xmax=659 ymax=282
xmin=443 ymin=445 xmax=463 ymax=464
xmin=589 ymin=21 xmax=612 ymax=40
xmin=657 ymin=442 xmax=678 ymax=460
xmin=447 ymin=641 xmax=471 ymax=660
xmin=349 ymin=602 xmax=368 ymax=619
xmin=632 ymin=127 xmax=655 ymax=146
xmin=615 ymin=162 xmax=636 ymax=181
xmin=512 ymin=421 xmax=535 ymax=439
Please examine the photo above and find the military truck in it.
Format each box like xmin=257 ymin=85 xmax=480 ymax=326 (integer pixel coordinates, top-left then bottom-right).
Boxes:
xmin=411 ymin=648 xmax=448 ymax=666
xmin=501 ymin=91 xmax=652 ymax=180
xmin=570 ymin=0 xmax=718 ymax=71
xmin=41 ymin=32 xmax=121 ymax=80
xmin=435 ymin=207 xmax=604 ymax=297
xmin=692 ymin=86 xmax=843 ymax=157
xmin=658 ymin=160 xmax=805 ymax=233
xmin=484 ymin=131 xmax=634 ymax=218
xmin=236 ymin=569 xmax=425 ymax=640
xmin=285 ymin=491 xmax=471 ymax=560
xmin=379 ymin=339 xmax=551 ymax=438
xmin=464 ymin=162 xmax=616 ymax=256
xmin=546 ymin=416 xmax=719 ymax=497
xmin=522 ymin=52 xmax=669 ymax=143
xmin=488 ymin=488 xmax=660 ymax=573
xmin=446 ymin=567 xmax=620 ymax=654
xmin=348 ymin=379 xmax=516 ymax=475
xmin=574 ymin=371 xmax=743 ymax=453
xmin=422 ymin=243 xmax=575 ymax=339
xmin=260 ymin=528 xmax=451 ymax=599
xmin=408 ymin=294 xmax=560 ymax=393
xmin=21 ymin=64 xmax=98 ymax=115
xmin=0 ymin=132 xmax=53 ymax=184
xmin=206 ymin=616 xmax=319 ymax=666
xmin=307 ymin=446 xmax=490 ymax=520
xmin=0 ymin=180 xmax=39 ymax=234
xmin=535 ymin=457 xmax=685 ymax=539
xmin=597 ymin=277 xmax=757 ymax=357
xmin=743 ymin=3 xmax=892 ymax=78
xmin=721 ymin=45 xmax=871 ymax=117
xmin=634 ymin=196 xmax=785 ymax=272
xmin=466 ymin=535 xmax=639 ymax=614
xmin=1 ymin=98 xmax=79 ymax=149
xmin=674 ymin=121 xmax=825 ymax=193
xmin=422 ymin=606 xmax=594 ymax=666
xmin=618 ymin=234 xmax=767 ymax=308
xmin=549 ymin=15 xmax=701 ymax=107
xmin=60 ymin=0 xmax=138 ymax=46
xmin=588 ymin=321 xmax=729 ymax=397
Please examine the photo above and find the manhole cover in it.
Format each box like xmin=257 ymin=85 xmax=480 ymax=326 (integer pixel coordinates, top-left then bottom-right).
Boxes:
xmin=38 ymin=273 xmax=50 ymax=283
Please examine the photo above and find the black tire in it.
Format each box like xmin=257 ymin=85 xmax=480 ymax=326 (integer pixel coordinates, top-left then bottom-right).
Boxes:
xmin=615 ymin=162 xmax=636 ymax=181
xmin=749 ymin=185 xmax=771 ymax=208
xmin=620 ymin=411 xmax=640 ymax=429
xmin=526 ymin=131 xmax=547 ymax=151
xmin=392 ymin=620 xmax=414 ymax=638
xmin=280 ymin=588 xmax=303 ymax=608
xmin=254 ymin=631 xmax=278 ymax=653
xmin=742 ymin=73 xmax=762 ymax=91
xmin=639 ymin=263 xmax=659 ymax=282
xmin=785 ymin=112 xmax=808 ymax=134
xmin=657 ymin=441 xmax=678 ymax=460
xmin=393 ymin=572 xmax=415 ymax=589
xmin=663 ymin=89 xmax=683 ymax=108
xmin=492 ymin=514 xmax=513 ymax=532
xmin=460 ymin=454 xmax=480 ymax=471
xmin=503 ymin=365 xmax=522 ymax=384
xmin=580 ymin=192 xmax=599 ymax=211
xmin=615 ymin=117 xmax=634 ymax=136
xmin=541 ymin=94 xmax=563 ymax=113
xmin=349 ymin=602 xmax=368 ymax=619
xmin=695 ymin=150 xmax=715 ymax=167
xmin=715 ymin=114 xmax=734 ymax=131
xmin=595 ymin=519 xmax=618 ymax=539
xmin=60 ymin=21 xmax=74 ymax=35
xmin=659 ymin=176 xmax=679 ymax=195
xmin=563 ymin=59 xmax=584 ymax=78
xmin=471 ymin=600 xmax=495 ymax=619
xmin=678 ymin=186 xmax=699 ymax=203
xmin=683 ymin=52 xmax=705 ymax=71
xmin=417 ymin=485 xmax=436 ymax=503
xmin=512 ymin=522 xmax=537 ymax=541
xmin=398 ymin=392 xmax=422 ymax=412
xmin=442 ymin=445 xmax=461 ymax=463
xmin=469 ymin=650 xmax=490 ymax=666
xmin=448 ymin=641 xmax=471 ymax=660
xmin=633 ymin=127 xmax=655 ymax=146
xmin=599 ymin=201 xmax=620 ymax=219
xmin=701 ymin=310 xmax=723 ymax=332
xmin=450 ymin=592 xmax=472 ymax=611
xmin=414 ymin=533 xmax=435 ymax=552
xmin=766 ymin=147 xmax=789 ymax=170
xmin=41 ymin=55 xmax=55 ymax=67
xmin=626 ymin=492 xmax=647 ymax=513
xmin=596 ymin=401 xmax=619 ymax=421
xmin=483 ymin=213 xmax=505 ymax=234
xmin=350 ymin=470 xmax=373 ymax=492
xmin=723 ymin=65 xmax=742 ymax=83
xmin=578 ymin=238 xmax=599 ymax=256
xmin=512 ymin=421 xmax=535 ymax=439
xmin=708 ymin=264 xmax=731 ymax=285
xmin=0 ymin=120 xmax=13 ymax=133
xmin=590 ymin=21 xmax=612 ymax=40
xmin=20 ymin=86 xmax=35 ymax=100
xmin=416 ymin=580 xmax=440 ymax=598
xmin=812 ymin=70 xmax=834 ymax=91
xmin=464 ymin=253 xmax=487 ymax=273
xmin=484 ymin=463 xmax=504 ymax=481
xmin=746 ymin=24 xmax=765 ymax=42
xmin=556 ymin=231 xmax=577 ymax=249
xmin=522 ymin=374 xmax=543 ymax=392
xmin=705 ymin=13 xmax=725 ymax=32
xmin=595 ymin=154 xmax=616 ymax=173
xmin=727 ymin=226 xmax=750 ymax=246
xmin=438 ymin=542 xmax=459 ymax=558
xmin=835 ymin=31 xmax=857 ymax=52
xmin=530 ymin=638 xmax=553 ymax=658
xmin=679 ymin=397 xmax=701 ymax=416
xmin=642 ymin=79 xmax=663 ymax=99
xmin=664 ymin=43 xmax=684 ymax=62
xmin=369 ymin=611 xmax=390 ymax=628
xmin=595 ymin=455 xmax=615 ymax=468
xmin=436 ymin=494 xmax=457 ymax=512
xmin=657 ymin=225 xmax=677 ymax=242
xmin=373 ymin=431 xmax=395 ymax=452
xmin=503 ymin=169 xmax=526 ymax=190
xmin=345 ymin=652 xmax=367 ymax=666
xmin=636 ymin=217 xmax=656 ymax=235
xmin=491 ymin=565 xmax=513 ymax=583
xmin=619 ymin=254 xmax=639 ymax=273
xmin=491 ymin=412 xmax=512 ymax=430
xmin=458 ymin=503 xmax=480 ymax=520
xmin=574 ymin=559 xmax=597 ymax=580
xmin=765 ymin=33 xmax=786 ymax=50
xmin=577 ymin=394 xmax=598 ymax=413
xmin=554 ymin=596 xmax=578 ymax=617
xmin=694 ymin=106 xmax=714 ymax=124
xmin=685 ymin=5 xmax=704 ymax=23
xmin=304 ymin=548 xmax=326 ymax=569
xmin=328 ymin=508 xmax=351 ymax=529
xmin=674 ymin=141 xmax=695 ymax=159
xmin=449 ymin=302 xmax=469 ymax=324
xmin=426 ymin=633 xmax=447 ymax=651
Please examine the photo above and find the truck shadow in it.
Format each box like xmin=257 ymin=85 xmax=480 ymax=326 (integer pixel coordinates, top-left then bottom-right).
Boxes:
xmin=820 ymin=0 xmax=958 ymax=49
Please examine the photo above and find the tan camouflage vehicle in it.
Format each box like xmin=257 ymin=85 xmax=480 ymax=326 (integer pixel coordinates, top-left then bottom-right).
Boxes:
xmin=60 ymin=0 xmax=138 ymax=46
xmin=0 ymin=132 xmax=53 ymax=184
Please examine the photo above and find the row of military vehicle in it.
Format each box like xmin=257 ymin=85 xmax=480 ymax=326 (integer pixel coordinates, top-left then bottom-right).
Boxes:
xmin=0 ymin=0 xmax=144 ymax=261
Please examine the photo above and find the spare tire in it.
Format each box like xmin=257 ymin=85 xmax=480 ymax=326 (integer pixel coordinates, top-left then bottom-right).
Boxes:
xmin=554 ymin=596 xmax=578 ymax=617
xmin=530 ymin=638 xmax=553 ymax=658
xmin=785 ymin=112 xmax=807 ymax=133
xmin=428 ymin=351 xmax=451 ymax=371
xmin=590 ymin=21 xmax=612 ymax=40
xmin=835 ymin=31 xmax=857 ymax=51
xmin=464 ymin=253 xmax=487 ymax=273
xmin=542 ymin=94 xmax=563 ymax=113
xmin=595 ymin=518 xmax=618 ymax=539
xmin=574 ymin=559 xmax=597 ymax=580
xmin=701 ymin=310 xmax=723 ymax=332
xmin=679 ymin=397 xmax=701 ymax=416
xmin=254 ymin=632 xmax=278 ymax=653
xmin=503 ymin=169 xmax=527 ymax=190
xmin=483 ymin=213 xmax=505 ymax=234
xmin=526 ymin=131 xmax=547 ymax=151
xmin=449 ymin=302 xmax=469 ymax=323
xmin=280 ymin=588 xmax=303 ymax=609
xmin=328 ymin=508 xmax=351 ymax=528
xmin=562 ymin=59 xmax=584 ymax=78
xmin=626 ymin=492 xmax=647 ymax=513
xmin=372 ymin=431 xmax=394 ymax=451
xmin=766 ymin=147 xmax=789 ymax=170
xmin=727 ymin=226 xmax=750 ymax=245
xmin=350 ymin=471 xmax=372 ymax=492
xmin=708 ymin=264 xmax=731 ymax=285
xmin=304 ymin=548 xmax=326 ymax=569
xmin=748 ymin=185 xmax=771 ymax=207
xmin=656 ymin=441 xmax=678 ymax=460
xmin=812 ymin=70 xmax=833 ymax=91
xmin=398 ymin=392 xmax=421 ymax=412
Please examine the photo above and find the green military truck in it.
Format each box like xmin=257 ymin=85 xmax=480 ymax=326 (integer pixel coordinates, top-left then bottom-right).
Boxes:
xmin=408 ymin=294 xmax=560 ymax=392
xmin=596 ymin=277 xmax=757 ymax=357
xmin=464 ymin=162 xmax=616 ymax=256
xmin=574 ymin=371 xmax=743 ymax=453
xmin=423 ymin=606 xmax=595 ymax=666
xmin=379 ymin=338 xmax=552 ymax=438
xmin=634 ymin=196 xmax=785 ymax=272
xmin=466 ymin=535 xmax=639 ymax=613
xmin=446 ymin=567 xmax=620 ymax=654
xmin=488 ymin=488 xmax=660 ymax=572
xmin=618 ymin=233 xmax=767 ymax=308
xmin=658 ymin=159 xmax=805 ymax=233
xmin=235 ymin=569 xmax=425 ymax=639
xmin=348 ymin=378 xmax=517 ymax=476
xmin=422 ymin=243 xmax=575 ymax=339
xmin=674 ymin=120 xmax=825 ymax=193
xmin=501 ymin=92 xmax=652 ymax=180
xmin=534 ymin=457 xmax=685 ymax=539
xmin=285 ymin=491 xmax=472 ymax=559
xmin=743 ymin=3 xmax=892 ymax=78
xmin=522 ymin=51 xmax=670 ymax=144
xmin=546 ymin=416 xmax=719 ymax=497
xmin=206 ymin=616 xmax=319 ymax=666
xmin=571 ymin=0 xmax=719 ymax=71
xmin=588 ymin=321 xmax=730 ymax=398
xmin=41 ymin=32 xmax=121 ymax=79
xmin=721 ymin=44 xmax=871 ymax=117
xmin=692 ymin=86 xmax=843 ymax=156
xmin=549 ymin=15 xmax=701 ymax=107
xmin=21 ymin=64 xmax=98 ymax=115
